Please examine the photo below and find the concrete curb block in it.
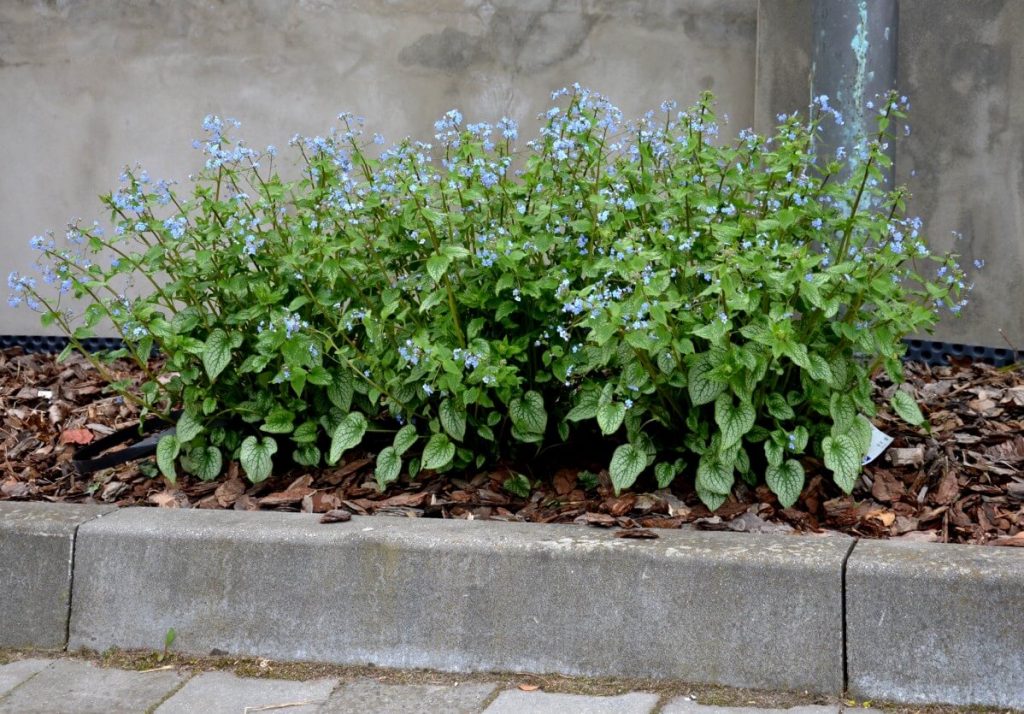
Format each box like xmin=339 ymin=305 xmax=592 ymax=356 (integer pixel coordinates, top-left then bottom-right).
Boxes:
xmin=68 ymin=508 xmax=848 ymax=693
xmin=2 ymin=502 xmax=1022 ymax=707
xmin=847 ymin=539 xmax=1024 ymax=709
xmin=0 ymin=503 xmax=114 ymax=648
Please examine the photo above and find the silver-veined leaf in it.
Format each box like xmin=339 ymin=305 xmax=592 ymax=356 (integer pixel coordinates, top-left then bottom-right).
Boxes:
xmin=240 ymin=435 xmax=277 ymax=483
xmin=766 ymin=459 xmax=804 ymax=508
xmin=609 ymin=444 xmax=646 ymax=494
xmin=374 ymin=446 xmax=402 ymax=490
xmin=328 ymin=412 xmax=367 ymax=463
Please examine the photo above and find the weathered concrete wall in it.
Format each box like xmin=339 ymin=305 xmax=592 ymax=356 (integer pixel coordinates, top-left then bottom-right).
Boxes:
xmin=893 ymin=0 xmax=1024 ymax=348
xmin=0 ymin=0 xmax=758 ymax=335
xmin=756 ymin=0 xmax=1024 ymax=348
xmin=4 ymin=0 xmax=1022 ymax=349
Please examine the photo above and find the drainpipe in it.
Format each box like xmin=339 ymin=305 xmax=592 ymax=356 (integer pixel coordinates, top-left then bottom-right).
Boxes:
xmin=811 ymin=0 xmax=898 ymax=183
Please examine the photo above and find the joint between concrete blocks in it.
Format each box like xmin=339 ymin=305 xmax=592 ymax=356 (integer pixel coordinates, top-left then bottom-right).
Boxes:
xmin=839 ymin=536 xmax=859 ymax=695
xmin=63 ymin=509 xmax=116 ymax=652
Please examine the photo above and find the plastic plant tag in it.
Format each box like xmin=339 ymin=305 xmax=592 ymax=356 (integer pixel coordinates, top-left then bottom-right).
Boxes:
xmin=862 ymin=422 xmax=894 ymax=465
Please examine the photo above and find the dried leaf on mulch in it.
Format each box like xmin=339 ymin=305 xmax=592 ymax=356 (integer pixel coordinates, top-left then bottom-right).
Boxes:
xmin=2 ymin=346 xmax=1022 ymax=545
xmin=319 ymin=509 xmax=352 ymax=524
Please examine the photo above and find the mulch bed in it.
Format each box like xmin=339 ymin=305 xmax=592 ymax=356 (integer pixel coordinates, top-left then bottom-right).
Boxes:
xmin=2 ymin=347 xmax=1022 ymax=546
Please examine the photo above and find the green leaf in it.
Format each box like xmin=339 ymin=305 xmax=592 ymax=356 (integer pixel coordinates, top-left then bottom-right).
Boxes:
xmin=654 ymin=462 xmax=678 ymax=489
xmin=822 ymin=434 xmax=860 ymax=493
xmin=503 ymin=473 xmax=531 ymax=498
xmin=509 ymin=390 xmax=547 ymax=435
xmin=418 ymin=290 xmax=446 ymax=313
xmin=688 ymin=354 xmax=727 ymax=406
xmin=829 ymin=392 xmax=856 ymax=434
xmin=781 ymin=341 xmax=811 ymax=370
xmin=565 ymin=385 xmax=601 ymax=422
xmin=596 ymin=400 xmax=626 ymax=435
xmin=714 ymin=393 xmax=755 ymax=448
xmin=261 ymin=408 xmax=295 ymax=434
xmin=765 ymin=393 xmax=794 ymax=420
xmin=791 ymin=425 xmax=809 ymax=452
xmin=240 ymin=435 xmax=277 ymax=483
xmin=327 ymin=372 xmax=354 ymax=412
xmin=849 ymin=414 xmax=873 ymax=455
xmin=293 ymin=445 xmax=320 ymax=467
xmin=696 ymin=455 xmax=734 ymax=495
xmin=438 ymin=398 xmax=466 ymax=442
xmin=292 ymin=421 xmax=319 ymax=444
xmin=827 ymin=355 xmax=849 ymax=389
xmin=765 ymin=439 xmax=783 ymax=467
xmin=696 ymin=488 xmax=727 ymax=512
xmin=891 ymin=390 xmax=926 ymax=427
xmin=189 ymin=446 xmax=222 ymax=481
xmin=374 ymin=447 xmax=402 ymax=491
xmin=806 ymin=353 xmax=833 ymax=383
xmin=766 ymin=460 xmax=804 ymax=508
xmin=426 ymin=254 xmax=452 ymax=283
xmin=307 ymin=366 xmax=332 ymax=386
xmin=175 ymin=411 xmax=203 ymax=443
xmin=156 ymin=435 xmax=180 ymax=482
xmin=393 ymin=424 xmax=418 ymax=456
xmin=202 ymin=329 xmax=233 ymax=381
xmin=656 ymin=350 xmax=677 ymax=374
xmin=421 ymin=432 xmax=455 ymax=471
xmin=609 ymin=444 xmax=646 ymax=494
xmin=328 ymin=412 xmax=368 ymax=463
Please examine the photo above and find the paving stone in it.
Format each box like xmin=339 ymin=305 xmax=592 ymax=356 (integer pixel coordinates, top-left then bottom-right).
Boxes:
xmin=847 ymin=539 xmax=1024 ymax=708
xmin=0 ymin=659 xmax=183 ymax=714
xmin=0 ymin=659 xmax=50 ymax=698
xmin=483 ymin=689 xmax=659 ymax=714
xmin=155 ymin=671 xmax=336 ymax=713
xmin=70 ymin=509 xmax=849 ymax=693
xmin=661 ymin=701 xmax=840 ymax=713
xmin=0 ymin=502 xmax=114 ymax=648
xmin=319 ymin=679 xmax=496 ymax=713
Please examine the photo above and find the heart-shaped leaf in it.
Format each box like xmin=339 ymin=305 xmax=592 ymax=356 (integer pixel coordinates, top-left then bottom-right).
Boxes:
xmin=240 ymin=435 xmax=277 ymax=483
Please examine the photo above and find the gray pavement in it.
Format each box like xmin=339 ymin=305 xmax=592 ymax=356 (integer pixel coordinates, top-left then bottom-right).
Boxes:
xmin=0 ymin=657 xmax=888 ymax=714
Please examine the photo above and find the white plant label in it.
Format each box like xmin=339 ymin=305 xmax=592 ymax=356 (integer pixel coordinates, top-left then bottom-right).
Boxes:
xmin=862 ymin=423 xmax=894 ymax=465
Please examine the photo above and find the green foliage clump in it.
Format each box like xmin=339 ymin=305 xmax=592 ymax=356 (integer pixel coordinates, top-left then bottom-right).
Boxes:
xmin=12 ymin=86 xmax=970 ymax=508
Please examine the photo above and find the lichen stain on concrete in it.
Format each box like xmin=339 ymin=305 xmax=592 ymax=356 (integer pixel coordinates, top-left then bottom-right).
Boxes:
xmin=398 ymin=27 xmax=484 ymax=71
xmin=397 ymin=5 xmax=597 ymax=74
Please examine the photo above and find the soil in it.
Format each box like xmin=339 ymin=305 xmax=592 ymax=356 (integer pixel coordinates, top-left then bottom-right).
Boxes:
xmin=2 ymin=347 xmax=1022 ymax=546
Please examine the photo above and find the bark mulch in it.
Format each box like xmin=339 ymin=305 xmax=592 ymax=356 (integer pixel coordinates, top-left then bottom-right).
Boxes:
xmin=2 ymin=347 xmax=1022 ymax=546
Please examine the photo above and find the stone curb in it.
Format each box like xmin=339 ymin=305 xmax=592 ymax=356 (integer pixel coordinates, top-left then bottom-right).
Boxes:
xmin=1 ymin=503 xmax=1021 ymax=708
xmin=0 ymin=503 xmax=114 ymax=648
xmin=67 ymin=508 xmax=848 ymax=694
xmin=847 ymin=538 xmax=1024 ymax=709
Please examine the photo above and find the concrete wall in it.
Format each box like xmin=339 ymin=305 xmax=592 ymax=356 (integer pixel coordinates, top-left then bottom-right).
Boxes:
xmin=893 ymin=0 xmax=1024 ymax=347
xmin=2 ymin=0 xmax=1022 ymax=348
xmin=0 ymin=0 xmax=757 ymax=335
xmin=755 ymin=0 xmax=1024 ymax=348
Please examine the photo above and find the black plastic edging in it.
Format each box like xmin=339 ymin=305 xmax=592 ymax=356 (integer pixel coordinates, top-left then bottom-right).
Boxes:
xmin=2 ymin=334 xmax=1018 ymax=367
xmin=0 ymin=335 xmax=124 ymax=353
xmin=903 ymin=338 xmax=1017 ymax=367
